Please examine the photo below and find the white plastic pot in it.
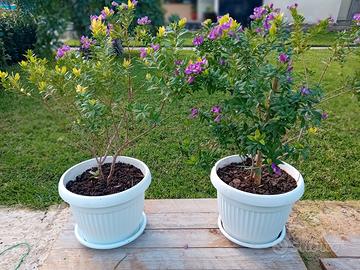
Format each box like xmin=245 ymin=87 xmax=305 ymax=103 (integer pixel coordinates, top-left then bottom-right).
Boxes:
xmin=211 ymin=155 xmax=304 ymax=248
xmin=58 ymin=156 xmax=151 ymax=249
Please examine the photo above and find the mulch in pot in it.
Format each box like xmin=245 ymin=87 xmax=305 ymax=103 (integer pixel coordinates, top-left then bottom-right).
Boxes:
xmin=217 ymin=158 xmax=297 ymax=195
xmin=66 ymin=162 xmax=144 ymax=196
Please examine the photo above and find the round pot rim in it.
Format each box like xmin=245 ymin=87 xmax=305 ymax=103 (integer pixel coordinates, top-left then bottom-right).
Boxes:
xmin=58 ymin=156 xmax=151 ymax=208
xmin=210 ymin=155 xmax=304 ymax=207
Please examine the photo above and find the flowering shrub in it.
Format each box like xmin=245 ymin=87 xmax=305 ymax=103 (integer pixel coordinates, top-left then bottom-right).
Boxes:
xmin=191 ymin=6 xmax=360 ymax=185
xmin=0 ymin=1 xmax=190 ymax=184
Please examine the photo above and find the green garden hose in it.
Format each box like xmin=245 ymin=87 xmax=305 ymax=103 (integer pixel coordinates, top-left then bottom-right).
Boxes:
xmin=0 ymin=242 xmax=31 ymax=270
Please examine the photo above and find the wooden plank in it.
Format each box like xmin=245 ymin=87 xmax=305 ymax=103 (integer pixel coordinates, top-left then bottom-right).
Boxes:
xmin=42 ymin=247 xmax=306 ymax=270
xmin=144 ymin=199 xmax=218 ymax=213
xmin=323 ymin=235 xmax=360 ymax=257
xmin=54 ymin=229 xmax=239 ymax=249
xmin=64 ymin=212 xmax=219 ymax=231
xmin=56 ymin=227 xmax=293 ymax=250
xmin=320 ymin=258 xmax=360 ymax=270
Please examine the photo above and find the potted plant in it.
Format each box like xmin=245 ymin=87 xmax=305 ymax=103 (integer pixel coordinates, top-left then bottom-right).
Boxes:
xmin=0 ymin=1 xmax=192 ymax=249
xmin=189 ymin=5 xmax=360 ymax=247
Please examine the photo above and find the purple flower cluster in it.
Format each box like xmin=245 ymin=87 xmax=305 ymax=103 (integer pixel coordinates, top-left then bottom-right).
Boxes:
xmin=208 ymin=16 xmax=235 ymax=40
xmin=189 ymin=108 xmax=199 ymax=118
xmin=55 ymin=45 xmax=71 ymax=60
xmin=139 ymin=48 xmax=147 ymax=58
xmin=101 ymin=8 xmax=114 ymax=19
xmin=250 ymin=6 xmax=267 ymax=20
xmin=271 ymin=163 xmax=281 ymax=176
xmin=137 ymin=16 xmax=151 ymax=25
xmin=300 ymin=86 xmax=311 ymax=95
xmin=321 ymin=112 xmax=329 ymax=120
xmin=120 ymin=0 xmax=138 ymax=10
xmin=90 ymin=14 xmax=102 ymax=21
xmin=211 ymin=105 xmax=222 ymax=123
xmin=111 ymin=1 xmax=119 ymax=7
xmin=353 ymin=13 xmax=360 ymax=25
xmin=193 ymin=35 xmax=204 ymax=46
xmin=278 ymin=53 xmax=289 ymax=64
xmin=184 ymin=58 xmax=207 ymax=84
xmin=107 ymin=23 xmax=113 ymax=35
xmin=80 ymin=36 xmax=94 ymax=49
xmin=287 ymin=3 xmax=298 ymax=10
xmin=263 ymin=12 xmax=275 ymax=31
xmin=151 ymin=44 xmax=160 ymax=51
xmin=175 ymin=59 xmax=183 ymax=66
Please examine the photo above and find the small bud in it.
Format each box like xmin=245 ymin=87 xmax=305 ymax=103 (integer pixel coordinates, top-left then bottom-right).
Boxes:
xmin=72 ymin=68 xmax=81 ymax=77
xmin=178 ymin=18 xmax=187 ymax=28
xmin=123 ymin=59 xmax=131 ymax=68
xmin=157 ymin=26 xmax=166 ymax=37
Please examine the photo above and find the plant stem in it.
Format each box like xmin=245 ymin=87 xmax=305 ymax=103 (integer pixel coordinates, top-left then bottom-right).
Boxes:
xmin=252 ymin=151 xmax=262 ymax=186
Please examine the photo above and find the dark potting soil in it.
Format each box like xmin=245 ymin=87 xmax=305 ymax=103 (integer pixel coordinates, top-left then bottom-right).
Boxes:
xmin=66 ymin=162 xmax=144 ymax=196
xmin=217 ymin=158 xmax=297 ymax=195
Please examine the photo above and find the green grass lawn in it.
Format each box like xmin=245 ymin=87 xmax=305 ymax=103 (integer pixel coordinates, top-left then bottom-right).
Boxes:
xmin=0 ymin=49 xmax=359 ymax=208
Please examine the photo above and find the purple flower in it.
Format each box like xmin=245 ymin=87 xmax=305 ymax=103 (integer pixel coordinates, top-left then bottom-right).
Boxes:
xmin=101 ymin=8 xmax=114 ymax=19
xmin=55 ymin=45 xmax=71 ymax=60
xmin=175 ymin=60 xmax=183 ymax=66
xmin=214 ymin=114 xmax=222 ymax=123
xmin=90 ymin=15 xmax=100 ymax=21
xmin=193 ymin=35 xmax=204 ymax=46
xmin=278 ymin=53 xmax=289 ymax=63
xmin=220 ymin=19 xmax=233 ymax=31
xmin=287 ymin=3 xmax=298 ymax=10
xmin=185 ymin=59 xmax=207 ymax=75
xmin=80 ymin=36 xmax=93 ymax=49
xmin=353 ymin=13 xmax=360 ymax=25
xmin=187 ymin=76 xmax=195 ymax=84
xmin=151 ymin=44 xmax=160 ymax=51
xmin=211 ymin=105 xmax=221 ymax=114
xmin=287 ymin=76 xmax=293 ymax=83
xmin=190 ymin=107 xmax=198 ymax=118
xmin=271 ymin=163 xmax=282 ymax=176
xmin=137 ymin=16 xmax=151 ymax=25
xmin=219 ymin=58 xmax=226 ymax=65
xmin=111 ymin=1 xmax=119 ymax=7
xmin=321 ymin=112 xmax=329 ymax=120
xmin=140 ymin=48 xmax=147 ymax=58
xmin=255 ymin=27 xmax=262 ymax=33
xmin=250 ymin=6 xmax=267 ymax=20
xmin=107 ymin=23 xmax=113 ymax=35
xmin=208 ymin=26 xmax=223 ymax=40
xmin=263 ymin=13 xmax=275 ymax=31
xmin=287 ymin=61 xmax=293 ymax=72
xmin=300 ymin=86 xmax=311 ymax=95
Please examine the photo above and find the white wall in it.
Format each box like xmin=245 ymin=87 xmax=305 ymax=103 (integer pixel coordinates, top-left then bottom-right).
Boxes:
xmin=198 ymin=0 xmax=215 ymax=21
xmin=263 ymin=0 xmax=342 ymax=23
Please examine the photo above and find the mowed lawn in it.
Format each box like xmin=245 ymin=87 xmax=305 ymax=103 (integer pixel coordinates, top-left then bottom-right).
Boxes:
xmin=0 ymin=49 xmax=359 ymax=208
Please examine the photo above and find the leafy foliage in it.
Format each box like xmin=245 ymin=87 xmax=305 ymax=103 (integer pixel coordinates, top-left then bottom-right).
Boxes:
xmin=70 ymin=0 xmax=164 ymax=36
xmin=0 ymin=6 xmax=36 ymax=67
xmin=0 ymin=2 xmax=187 ymax=184
xmin=190 ymin=5 xmax=360 ymax=184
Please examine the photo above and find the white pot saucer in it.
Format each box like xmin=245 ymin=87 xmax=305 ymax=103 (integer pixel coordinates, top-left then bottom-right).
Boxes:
xmin=218 ymin=216 xmax=286 ymax=249
xmin=74 ymin=212 xmax=147 ymax=250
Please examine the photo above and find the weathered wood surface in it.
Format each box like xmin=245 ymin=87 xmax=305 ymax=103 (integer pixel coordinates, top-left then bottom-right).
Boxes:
xmin=41 ymin=199 xmax=306 ymax=270
xmin=320 ymin=258 xmax=360 ymax=270
xmin=323 ymin=234 xmax=360 ymax=258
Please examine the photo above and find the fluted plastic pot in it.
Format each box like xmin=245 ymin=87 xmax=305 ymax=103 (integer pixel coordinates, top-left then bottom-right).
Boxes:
xmin=58 ymin=156 xmax=151 ymax=249
xmin=211 ymin=155 xmax=304 ymax=248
